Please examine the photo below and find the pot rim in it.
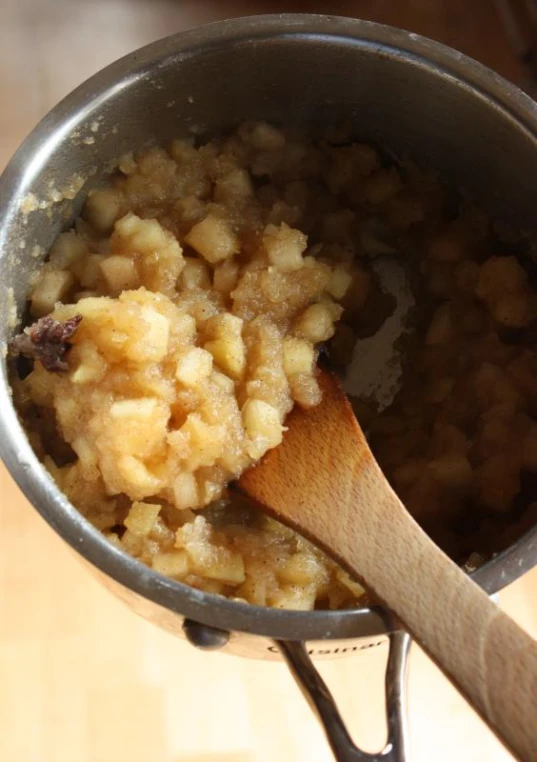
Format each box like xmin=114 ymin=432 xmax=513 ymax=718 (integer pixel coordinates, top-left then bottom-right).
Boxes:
xmin=2 ymin=13 xmax=537 ymax=642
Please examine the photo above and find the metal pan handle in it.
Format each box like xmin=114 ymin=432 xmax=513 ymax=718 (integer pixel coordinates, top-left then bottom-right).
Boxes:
xmin=275 ymin=630 xmax=411 ymax=762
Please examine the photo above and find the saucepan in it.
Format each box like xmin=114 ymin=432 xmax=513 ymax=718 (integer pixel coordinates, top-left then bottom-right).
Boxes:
xmin=1 ymin=14 xmax=537 ymax=762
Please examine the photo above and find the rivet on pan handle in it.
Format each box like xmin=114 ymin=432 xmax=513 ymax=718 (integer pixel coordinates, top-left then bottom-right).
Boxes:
xmin=275 ymin=630 xmax=411 ymax=762
xmin=183 ymin=618 xmax=231 ymax=650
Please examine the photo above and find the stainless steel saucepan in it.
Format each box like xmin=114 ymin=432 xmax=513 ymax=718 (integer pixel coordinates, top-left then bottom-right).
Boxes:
xmin=1 ymin=15 xmax=537 ymax=761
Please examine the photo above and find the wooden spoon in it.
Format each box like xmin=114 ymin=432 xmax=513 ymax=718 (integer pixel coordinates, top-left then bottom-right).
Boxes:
xmin=238 ymin=370 xmax=537 ymax=762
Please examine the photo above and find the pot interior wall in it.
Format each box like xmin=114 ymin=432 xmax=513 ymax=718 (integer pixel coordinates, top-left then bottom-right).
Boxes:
xmin=3 ymin=28 xmax=537 ymax=332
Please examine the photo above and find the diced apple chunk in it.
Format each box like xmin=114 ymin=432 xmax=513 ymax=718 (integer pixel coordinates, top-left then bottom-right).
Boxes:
xmin=135 ymin=306 xmax=170 ymax=362
xmin=71 ymin=436 xmax=98 ymax=479
xmin=124 ymin=501 xmax=161 ymax=536
xmin=213 ymin=259 xmax=239 ymax=295
xmin=242 ymin=398 xmax=284 ymax=458
xmin=185 ymin=215 xmax=240 ymax=264
xmin=249 ymin=122 xmax=286 ymax=151
xmin=214 ymin=168 xmax=253 ymax=202
xmin=112 ymin=213 xmax=184 ymax=296
xmin=176 ymin=347 xmax=213 ymax=387
xmin=288 ymin=372 xmax=322 ymax=409
xmin=108 ymin=397 xmax=169 ymax=460
xmin=278 ymin=552 xmax=325 ymax=585
xmin=201 ymin=552 xmax=245 ymax=584
xmin=84 ymin=188 xmax=124 ymax=234
xmin=425 ymin=305 xmax=453 ymax=346
xmin=31 ymin=269 xmax=74 ymax=317
xmin=173 ymin=312 xmax=197 ymax=343
xmin=116 ymin=455 xmax=163 ymax=497
xmin=203 ymin=313 xmax=246 ymax=379
xmin=205 ymin=312 xmax=243 ymax=338
xmin=110 ymin=397 xmax=158 ymax=420
xmin=269 ymin=584 xmax=316 ymax=610
xmin=180 ymin=413 xmax=226 ymax=469
xmin=70 ymin=342 xmax=107 ymax=384
xmin=327 ymin=266 xmax=353 ymax=300
xmin=263 ymin=223 xmax=307 ymax=272
xmin=282 ymin=337 xmax=314 ymax=376
xmin=114 ymin=213 xmax=173 ymax=255
xmin=211 ymin=370 xmax=235 ymax=393
xmin=79 ymin=254 xmax=105 ymax=289
xmin=179 ymin=257 xmax=211 ymax=289
xmin=99 ymin=255 xmax=139 ymax=293
xmin=176 ymin=516 xmax=246 ymax=584
xmin=173 ymin=472 xmax=200 ymax=510
xmin=49 ymin=232 xmax=88 ymax=269
xmin=335 ymin=569 xmax=365 ymax=598
xmin=24 ymin=366 xmax=54 ymax=407
xmin=152 ymin=551 xmax=189 ymax=578
xmin=204 ymin=337 xmax=246 ymax=380
xmin=293 ymin=302 xmax=339 ymax=343
xmin=427 ymin=454 xmax=473 ymax=495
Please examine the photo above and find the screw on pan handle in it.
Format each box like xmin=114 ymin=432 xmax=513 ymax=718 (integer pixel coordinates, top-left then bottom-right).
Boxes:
xmin=276 ymin=630 xmax=411 ymax=762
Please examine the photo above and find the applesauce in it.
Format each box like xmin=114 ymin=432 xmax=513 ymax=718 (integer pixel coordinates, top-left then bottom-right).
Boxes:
xmin=13 ymin=120 xmax=537 ymax=608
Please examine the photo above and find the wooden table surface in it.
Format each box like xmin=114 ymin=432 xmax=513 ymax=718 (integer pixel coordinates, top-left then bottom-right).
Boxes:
xmin=2 ymin=2 xmax=537 ymax=761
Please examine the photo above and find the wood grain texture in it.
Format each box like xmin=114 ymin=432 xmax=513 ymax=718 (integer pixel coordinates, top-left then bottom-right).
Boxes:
xmin=0 ymin=2 xmax=536 ymax=762
xmin=239 ymin=372 xmax=537 ymax=761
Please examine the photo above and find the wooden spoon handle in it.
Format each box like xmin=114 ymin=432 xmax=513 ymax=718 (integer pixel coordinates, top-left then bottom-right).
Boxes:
xmin=238 ymin=370 xmax=537 ymax=759
xmin=346 ymin=467 xmax=537 ymax=762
